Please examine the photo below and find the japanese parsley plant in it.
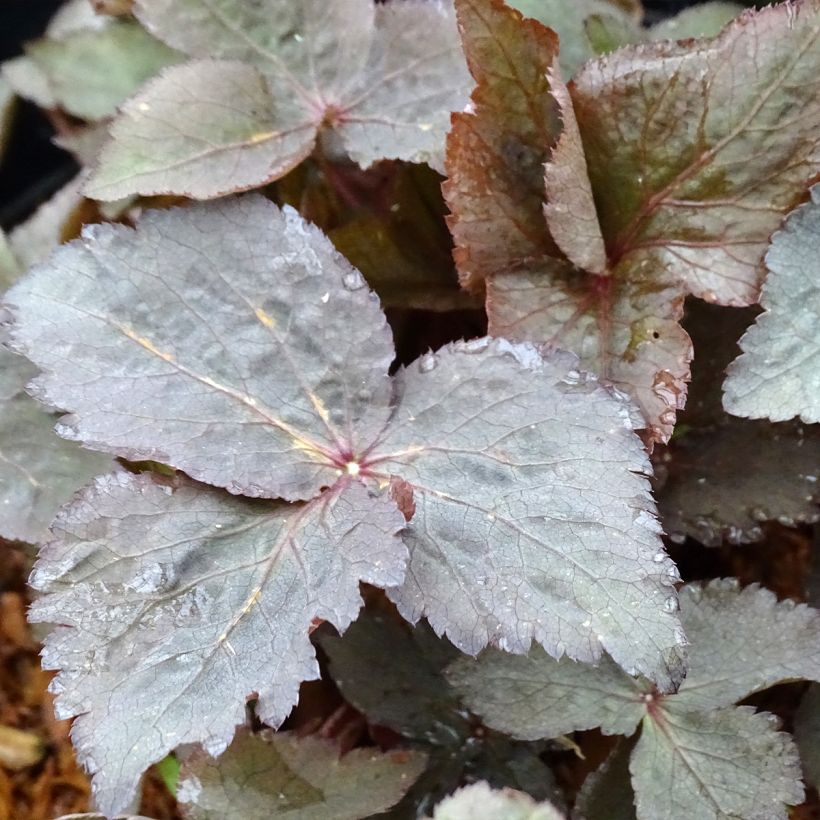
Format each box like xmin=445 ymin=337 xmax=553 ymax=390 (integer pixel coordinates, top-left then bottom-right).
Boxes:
xmin=4 ymin=196 xmax=683 ymax=814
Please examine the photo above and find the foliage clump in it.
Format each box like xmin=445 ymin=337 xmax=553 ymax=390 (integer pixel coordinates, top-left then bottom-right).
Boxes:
xmin=0 ymin=0 xmax=818 ymax=818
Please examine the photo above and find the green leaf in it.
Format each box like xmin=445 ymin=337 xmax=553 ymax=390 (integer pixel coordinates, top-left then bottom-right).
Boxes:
xmin=447 ymin=647 xmax=650 ymax=739
xmin=87 ymin=0 xmax=471 ymax=199
xmin=177 ymin=730 xmax=426 ymax=820
xmin=2 ymin=4 xmax=179 ymax=123
xmin=508 ymin=0 xmax=642 ymax=77
xmin=649 ymin=2 xmax=743 ymax=41
xmin=630 ymin=705 xmax=802 ymax=820
xmin=155 ymin=754 xmax=180 ymax=796
xmin=21 ymin=21 xmax=180 ymax=121
xmin=426 ymin=782 xmax=565 ymax=820
xmin=724 ymin=185 xmax=820 ymax=424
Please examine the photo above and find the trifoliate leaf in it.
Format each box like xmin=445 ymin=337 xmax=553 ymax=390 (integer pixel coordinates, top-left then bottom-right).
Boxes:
xmin=630 ymin=705 xmax=803 ymax=820
xmin=573 ymin=740 xmax=637 ymax=820
xmin=723 ymin=185 xmax=820 ymax=424
xmin=508 ymin=0 xmax=642 ymax=77
xmin=672 ymin=580 xmax=820 ymax=712
xmin=447 ymin=648 xmax=651 ymax=739
xmin=473 ymin=2 xmax=820 ymax=443
xmin=444 ymin=0 xmax=563 ymax=292
xmin=320 ymin=613 xmax=468 ymax=744
xmin=7 ymin=196 xmax=685 ymax=684
xmin=451 ymin=580 xmax=816 ymax=820
xmin=87 ymin=0 xmax=471 ymax=200
xmin=795 ymin=683 xmax=820 ymax=788
xmin=30 ymin=471 xmax=407 ymax=815
xmin=649 ymin=2 xmax=743 ymax=41
xmin=6 ymin=198 xmax=396 ymax=501
xmin=176 ymin=731 xmax=425 ymax=820
xmin=426 ymin=782 xmax=565 ymax=820
xmin=6 ymin=196 xmax=687 ymax=811
xmin=0 ymin=348 xmax=111 ymax=543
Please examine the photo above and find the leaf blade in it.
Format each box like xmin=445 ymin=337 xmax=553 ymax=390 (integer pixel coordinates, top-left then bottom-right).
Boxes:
xmin=447 ymin=646 xmax=649 ymax=739
xmin=723 ymin=186 xmax=820 ymax=423
xmin=30 ymin=472 xmax=407 ymax=816
xmin=5 ymin=197 xmax=395 ymax=500
xmin=631 ymin=705 xmax=803 ymax=820
xmin=572 ymin=3 xmax=820 ymax=305
xmin=86 ymin=61 xmax=318 ymax=201
xmin=673 ymin=579 xmax=820 ymax=712
xmin=373 ymin=340 xmax=686 ymax=689
xmin=444 ymin=0 xmax=563 ymax=290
